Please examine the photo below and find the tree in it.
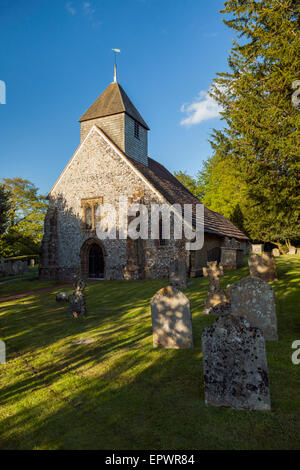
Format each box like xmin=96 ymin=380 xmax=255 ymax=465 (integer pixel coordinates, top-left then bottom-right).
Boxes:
xmin=0 ymin=184 xmax=10 ymax=235
xmin=209 ymin=0 xmax=300 ymax=245
xmin=174 ymin=171 xmax=204 ymax=199
xmin=0 ymin=178 xmax=48 ymax=257
xmin=197 ymin=152 xmax=250 ymax=235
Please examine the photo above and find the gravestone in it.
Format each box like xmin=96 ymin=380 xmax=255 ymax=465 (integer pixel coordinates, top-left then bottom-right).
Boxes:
xmin=252 ymin=244 xmax=264 ymax=254
xmin=0 ymin=340 xmax=5 ymax=364
xmin=229 ymin=275 xmax=278 ymax=340
xmin=248 ymin=253 xmax=277 ymax=282
xmin=29 ymin=258 xmax=35 ymax=267
xmin=202 ymin=314 xmax=271 ymax=411
xmin=203 ymin=261 xmax=228 ymax=314
xmin=288 ymin=246 xmax=297 ymax=255
xmin=272 ymin=248 xmax=280 ymax=257
xmin=224 ymin=248 xmax=245 ymax=269
xmin=69 ymin=279 xmax=86 ymax=318
xmin=208 ymin=302 xmax=231 ymax=316
xmin=150 ymin=286 xmax=193 ymax=348
xmin=56 ymin=292 xmax=70 ymax=302
xmin=169 ymin=259 xmax=187 ymax=289
xmin=220 ymin=238 xmax=244 ymax=269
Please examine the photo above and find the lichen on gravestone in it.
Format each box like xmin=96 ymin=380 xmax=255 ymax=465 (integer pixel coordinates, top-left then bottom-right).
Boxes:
xmin=228 ymin=275 xmax=278 ymax=340
xmin=150 ymin=285 xmax=193 ymax=348
xmin=203 ymin=261 xmax=229 ymax=315
xmin=202 ymin=314 xmax=271 ymax=411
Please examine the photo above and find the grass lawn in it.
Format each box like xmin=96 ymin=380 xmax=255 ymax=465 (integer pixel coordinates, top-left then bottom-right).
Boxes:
xmin=0 ymin=256 xmax=299 ymax=450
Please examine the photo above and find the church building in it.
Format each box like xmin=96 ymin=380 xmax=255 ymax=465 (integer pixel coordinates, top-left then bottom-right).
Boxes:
xmin=39 ymin=75 xmax=248 ymax=281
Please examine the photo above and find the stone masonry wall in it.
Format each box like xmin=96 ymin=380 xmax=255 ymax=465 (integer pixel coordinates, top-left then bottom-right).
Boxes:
xmin=193 ymin=235 xmax=223 ymax=273
xmin=41 ymin=126 xmax=178 ymax=281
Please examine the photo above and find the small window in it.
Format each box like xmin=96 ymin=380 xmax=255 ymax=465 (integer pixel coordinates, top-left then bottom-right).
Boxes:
xmin=134 ymin=120 xmax=140 ymax=139
xmin=85 ymin=205 xmax=92 ymax=230
xmin=159 ymin=217 xmax=167 ymax=246
xmin=94 ymin=204 xmax=100 ymax=229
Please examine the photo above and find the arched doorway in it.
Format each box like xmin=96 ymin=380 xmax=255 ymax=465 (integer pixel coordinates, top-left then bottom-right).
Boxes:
xmin=88 ymin=243 xmax=104 ymax=279
xmin=80 ymin=239 xmax=106 ymax=279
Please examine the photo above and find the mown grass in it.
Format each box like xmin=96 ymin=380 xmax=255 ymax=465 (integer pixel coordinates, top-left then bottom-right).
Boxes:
xmin=0 ymin=256 xmax=299 ymax=450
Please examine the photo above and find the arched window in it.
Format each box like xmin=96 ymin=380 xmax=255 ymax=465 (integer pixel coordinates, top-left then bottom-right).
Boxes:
xmin=159 ymin=217 xmax=167 ymax=246
xmin=94 ymin=204 xmax=100 ymax=229
xmin=85 ymin=205 xmax=92 ymax=230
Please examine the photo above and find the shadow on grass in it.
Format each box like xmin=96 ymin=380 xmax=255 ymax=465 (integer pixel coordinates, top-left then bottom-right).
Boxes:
xmin=0 ymin=257 xmax=300 ymax=449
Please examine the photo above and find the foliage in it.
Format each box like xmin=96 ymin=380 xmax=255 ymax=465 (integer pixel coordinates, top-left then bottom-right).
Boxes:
xmin=208 ymin=0 xmax=300 ymax=243
xmin=199 ymin=152 xmax=250 ymax=234
xmin=174 ymin=170 xmax=204 ymax=199
xmin=0 ymin=178 xmax=48 ymax=257
xmin=0 ymin=184 xmax=10 ymax=235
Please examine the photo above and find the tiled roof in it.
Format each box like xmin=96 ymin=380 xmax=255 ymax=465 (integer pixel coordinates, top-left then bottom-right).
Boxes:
xmin=127 ymin=155 xmax=249 ymax=241
xmin=79 ymin=82 xmax=150 ymax=130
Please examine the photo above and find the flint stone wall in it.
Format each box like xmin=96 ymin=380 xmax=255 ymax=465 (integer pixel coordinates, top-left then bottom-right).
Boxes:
xmin=169 ymin=259 xmax=187 ymax=289
xmin=40 ymin=127 xmax=181 ymax=280
xmin=0 ymin=259 xmax=28 ymax=277
xmin=40 ymin=126 xmax=248 ymax=281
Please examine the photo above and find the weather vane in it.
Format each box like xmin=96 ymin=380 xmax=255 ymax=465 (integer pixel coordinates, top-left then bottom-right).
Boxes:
xmin=112 ymin=48 xmax=121 ymax=82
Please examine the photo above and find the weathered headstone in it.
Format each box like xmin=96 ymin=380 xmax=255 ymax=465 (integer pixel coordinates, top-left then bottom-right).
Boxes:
xmin=56 ymin=292 xmax=70 ymax=302
xmin=288 ymin=246 xmax=297 ymax=255
xmin=29 ymin=258 xmax=35 ymax=267
xmin=220 ymin=239 xmax=244 ymax=269
xmin=169 ymin=259 xmax=187 ymax=289
xmin=248 ymin=253 xmax=277 ymax=282
xmin=69 ymin=279 xmax=86 ymax=318
xmin=208 ymin=302 xmax=231 ymax=316
xmin=202 ymin=314 xmax=271 ymax=411
xmin=203 ymin=261 xmax=228 ymax=314
xmin=272 ymin=248 xmax=280 ymax=257
xmin=0 ymin=340 xmax=6 ymax=364
xmin=229 ymin=275 xmax=278 ymax=340
xmin=252 ymin=244 xmax=264 ymax=254
xmin=150 ymin=286 xmax=193 ymax=348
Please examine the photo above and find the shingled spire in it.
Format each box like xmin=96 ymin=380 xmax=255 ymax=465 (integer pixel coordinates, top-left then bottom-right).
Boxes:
xmin=79 ymin=82 xmax=149 ymax=165
xmin=79 ymin=82 xmax=149 ymax=130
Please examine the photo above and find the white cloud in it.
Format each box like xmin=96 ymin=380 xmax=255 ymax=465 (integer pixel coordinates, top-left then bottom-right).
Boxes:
xmin=66 ymin=2 xmax=76 ymax=15
xmin=83 ymin=2 xmax=95 ymax=16
xmin=83 ymin=1 xmax=101 ymax=26
xmin=180 ymin=87 xmax=223 ymax=127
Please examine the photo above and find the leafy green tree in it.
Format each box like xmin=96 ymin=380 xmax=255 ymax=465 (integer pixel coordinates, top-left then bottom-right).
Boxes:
xmin=0 ymin=184 xmax=10 ymax=235
xmin=197 ymin=152 xmax=250 ymax=234
xmin=0 ymin=178 xmax=48 ymax=257
xmin=209 ymin=0 xmax=300 ymax=245
xmin=174 ymin=171 xmax=204 ymax=199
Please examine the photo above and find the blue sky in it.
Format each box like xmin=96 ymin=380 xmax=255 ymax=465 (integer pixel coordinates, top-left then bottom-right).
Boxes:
xmin=0 ymin=0 xmax=233 ymax=195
